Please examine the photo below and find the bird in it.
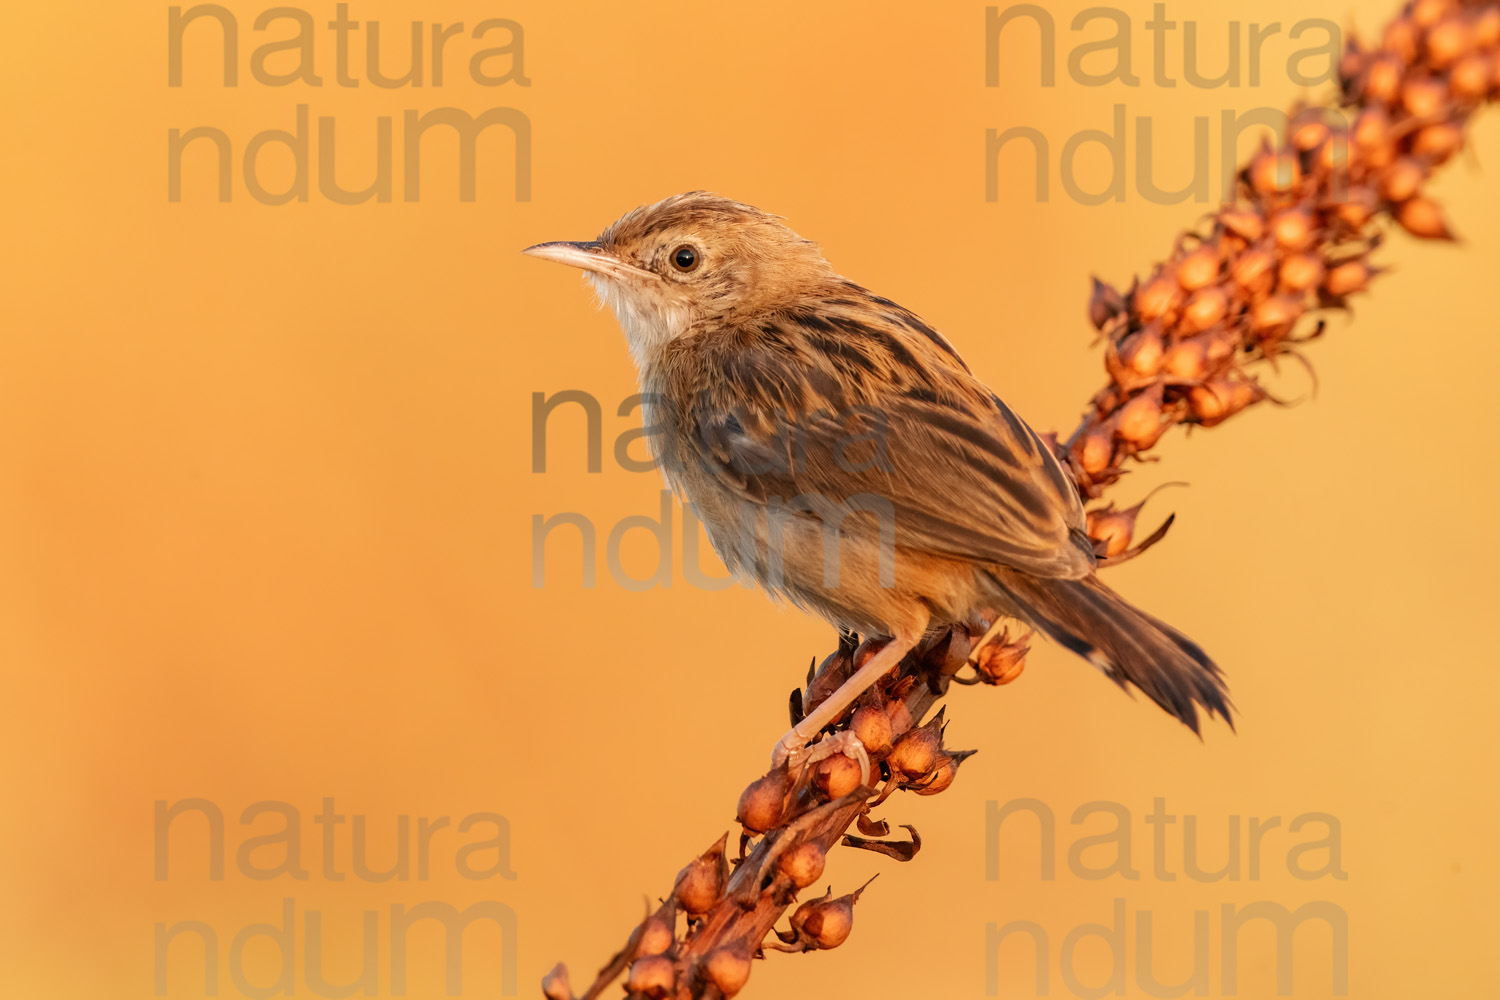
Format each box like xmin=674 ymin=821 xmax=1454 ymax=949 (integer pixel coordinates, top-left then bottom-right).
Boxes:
xmin=524 ymin=191 xmax=1232 ymax=768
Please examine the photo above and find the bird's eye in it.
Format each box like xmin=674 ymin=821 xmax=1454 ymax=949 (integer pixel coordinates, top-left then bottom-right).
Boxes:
xmin=671 ymin=245 xmax=700 ymax=272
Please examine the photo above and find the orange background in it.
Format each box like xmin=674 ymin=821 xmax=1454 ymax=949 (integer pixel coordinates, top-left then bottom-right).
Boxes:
xmin=2 ymin=1 xmax=1496 ymax=998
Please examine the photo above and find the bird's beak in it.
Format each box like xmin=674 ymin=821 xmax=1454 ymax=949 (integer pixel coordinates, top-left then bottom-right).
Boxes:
xmin=521 ymin=240 xmax=653 ymax=283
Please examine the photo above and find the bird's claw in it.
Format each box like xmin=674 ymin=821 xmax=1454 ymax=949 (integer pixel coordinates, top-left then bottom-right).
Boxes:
xmin=771 ymin=730 xmax=872 ymax=788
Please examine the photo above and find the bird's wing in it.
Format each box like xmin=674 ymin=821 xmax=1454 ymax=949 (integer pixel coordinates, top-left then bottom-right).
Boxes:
xmin=683 ymin=374 xmax=1096 ymax=581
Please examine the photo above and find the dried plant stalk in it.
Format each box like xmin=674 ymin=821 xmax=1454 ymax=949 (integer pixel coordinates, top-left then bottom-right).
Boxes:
xmin=547 ymin=3 xmax=1499 ymax=996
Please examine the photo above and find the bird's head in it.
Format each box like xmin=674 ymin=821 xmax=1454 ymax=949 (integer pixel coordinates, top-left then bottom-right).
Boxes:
xmin=523 ymin=192 xmax=834 ymax=367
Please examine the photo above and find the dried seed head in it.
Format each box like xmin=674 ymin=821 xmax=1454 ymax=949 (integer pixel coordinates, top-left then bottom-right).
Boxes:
xmin=1278 ymin=253 xmax=1327 ymax=293
xmin=850 ymin=704 xmax=894 ymax=756
xmin=887 ymin=715 xmax=943 ymax=779
xmin=1179 ymin=285 xmax=1230 ymax=334
xmin=625 ymin=955 xmax=674 ymax=999
xmin=1411 ymin=122 xmax=1464 ymax=163
xmin=542 ymin=963 xmax=573 ymax=1000
xmin=702 ymin=947 xmax=753 ymax=998
xmin=812 ymin=753 xmax=864 ymax=800
xmin=1396 ymin=196 xmax=1455 ymax=239
xmin=1176 ymin=244 xmax=1221 ymax=290
xmin=1088 ymin=276 xmax=1125 ymax=331
xmin=1379 ymin=157 xmax=1426 ymax=202
xmin=973 ymin=628 xmax=1029 ymax=685
xmin=736 ymin=769 xmax=792 ymax=834
xmin=1115 ymin=384 xmax=1167 ymax=446
xmin=674 ymin=835 xmax=730 ymax=914
xmin=778 ymin=840 xmax=828 ymax=889
xmin=915 ymin=751 xmax=960 ymax=796
xmin=1324 ymin=259 xmax=1372 ymax=297
xmin=1401 ymin=77 xmax=1447 ymax=118
xmin=636 ymin=916 xmax=674 ymax=958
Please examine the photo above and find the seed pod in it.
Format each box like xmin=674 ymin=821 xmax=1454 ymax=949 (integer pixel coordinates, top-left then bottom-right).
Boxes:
xmin=801 ymin=896 xmax=856 ymax=949
xmin=636 ymin=916 xmax=674 ymax=958
xmin=1218 ymin=207 xmax=1264 ymax=242
xmin=1413 ymin=0 xmax=1455 ymax=29
xmin=1291 ymin=117 xmax=1331 ymax=152
xmin=1133 ymin=269 xmax=1181 ymax=321
xmin=1250 ymin=150 xmax=1301 ymax=195
xmin=1316 ymin=129 xmax=1351 ymax=173
xmin=1333 ymin=186 xmax=1379 ymax=228
xmin=1382 ymin=17 xmax=1420 ymax=62
xmin=542 ymin=963 xmax=573 ymax=1000
xmin=1324 ymin=259 xmax=1372 ymax=297
xmin=1363 ymin=55 xmax=1403 ymax=104
xmin=1119 ymin=322 xmax=1165 ymax=376
xmin=850 ymin=703 xmax=893 ymax=755
xmin=1396 ymin=196 xmax=1455 ymax=239
xmin=1271 ymin=208 xmax=1317 ymax=250
xmin=1189 ymin=380 xmax=1263 ymax=427
xmin=702 ymin=947 xmax=753 ymax=998
xmin=1115 ymin=384 xmax=1167 ymax=446
xmin=1400 ymin=77 xmax=1447 ymax=119
xmin=1425 ymin=16 xmax=1474 ymax=68
xmin=1278 ymin=253 xmax=1326 ymax=293
xmin=813 ymin=753 xmax=864 ymax=800
xmin=1088 ymin=276 xmax=1125 ymax=331
xmin=625 ymin=955 xmax=674 ymax=999
xmin=1176 ymin=244 xmax=1221 ymax=290
xmin=1352 ymin=107 xmax=1391 ymax=150
xmin=1378 ymin=157 xmax=1426 ymax=202
xmin=1251 ymin=294 xmax=1305 ymax=337
xmin=1074 ymin=421 xmax=1115 ymax=475
xmin=1179 ymin=286 xmax=1229 ymax=334
xmin=1450 ymin=53 xmax=1495 ymax=102
xmin=778 ymin=840 xmax=827 ymax=889
xmin=973 ymin=628 xmax=1029 ymax=685
xmin=1411 ymin=122 xmax=1464 ymax=163
xmin=1231 ymin=243 xmax=1277 ymax=295
xmin=1477 ymin=7 xmax=1500 ymax=49
xmin=915 ymin=751 xmax=960 ymax=796
xmin=887 ymin=715 xmax=942 ymax=779
xmin=737 ymin=770 xmax=792 ymax=834
xmin=885 ymin=699 xmax=913 ymax=735
xmin=1163 ymin=336 xmax=1209 ymax=380
xmin=1086 ymin=506 xmax=1135 ymax=558
xmin=674 ymin=834 xmax=730 ymax=914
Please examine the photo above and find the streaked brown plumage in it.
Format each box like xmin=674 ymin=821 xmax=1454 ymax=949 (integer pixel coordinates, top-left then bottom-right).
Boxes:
xmin=525 ymin=192 xmax=1231 ymax=765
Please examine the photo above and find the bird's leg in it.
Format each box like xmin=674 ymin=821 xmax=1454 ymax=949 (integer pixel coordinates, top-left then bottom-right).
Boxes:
xmin=772 ymin=633 xmax=921 ymax=775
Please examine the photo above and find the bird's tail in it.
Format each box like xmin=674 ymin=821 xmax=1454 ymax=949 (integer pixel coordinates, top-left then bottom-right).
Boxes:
xmin=986 ymin=569 xmax=1233 ymax=734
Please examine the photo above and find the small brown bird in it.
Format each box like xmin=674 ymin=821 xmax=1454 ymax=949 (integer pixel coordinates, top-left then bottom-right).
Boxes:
xmin=525 ymin=192 xmax=1230 ymax=767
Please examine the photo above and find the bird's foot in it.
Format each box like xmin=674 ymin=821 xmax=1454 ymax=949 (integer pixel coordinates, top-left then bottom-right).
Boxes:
xmin=771 ymin=729 xmax=871 ymax=788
